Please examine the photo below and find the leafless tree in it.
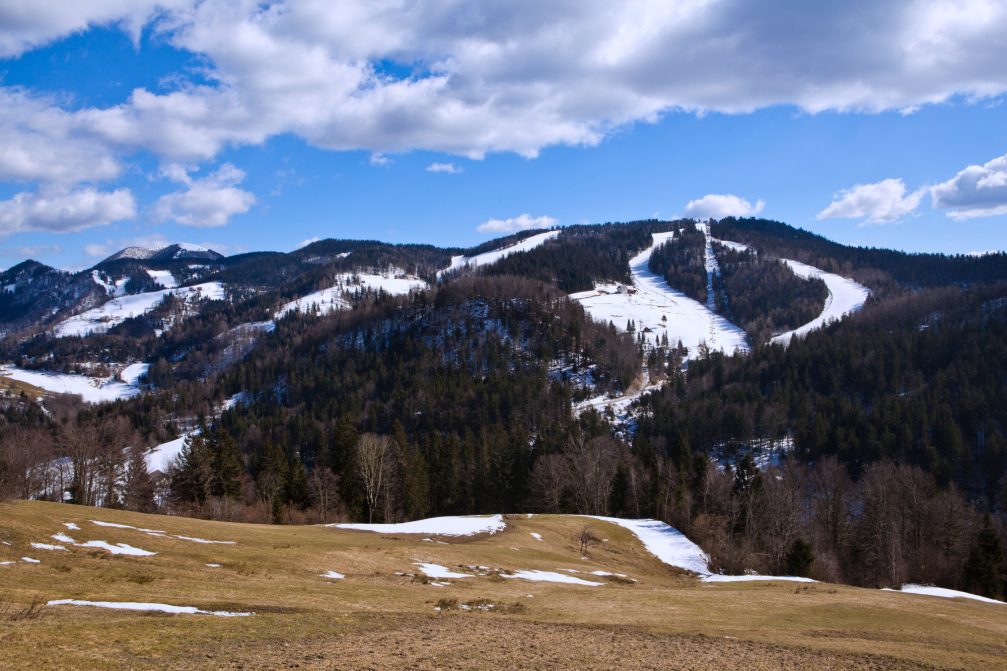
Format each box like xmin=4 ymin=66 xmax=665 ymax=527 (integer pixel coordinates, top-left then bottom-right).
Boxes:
xmin=310 ymin=467 xmax=340 ymax=524
xmin=566 ymin=435 xmax=618 ymax=515
xmin=356 ymin=433 xmax=390 ymax=523
xmin=529 ymin=453 xmax=569 ymax=513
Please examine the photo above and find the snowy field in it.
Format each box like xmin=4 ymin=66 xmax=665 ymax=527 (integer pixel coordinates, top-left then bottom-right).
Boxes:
xmin=276 ymin=272 xmax=426 ymax=318
xmin=53 ymin=282 xmax=225 ymax=337
xmin=0 ymin=364 xmax=147 ymax=403
xmin=571 ymin=231 xmax=749 ymax=357
xmin=333 ymin=514 xmax=506 ymax=536
xmin=439 ymin=230 xmax=560 ymax=278
xmin=770 ymin=259 xmax=870 ymax=345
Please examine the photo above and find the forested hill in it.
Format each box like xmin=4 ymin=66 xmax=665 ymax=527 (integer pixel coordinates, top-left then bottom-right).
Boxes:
xmin=713 ymin=217 xmax=1007 ymax=292
xmin=3 ymin=218 xmax=1007 ymax=600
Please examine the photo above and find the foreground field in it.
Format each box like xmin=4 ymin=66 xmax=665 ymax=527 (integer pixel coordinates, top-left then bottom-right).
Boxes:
xmin=1 ymin=500 xmax=1005 ymax=670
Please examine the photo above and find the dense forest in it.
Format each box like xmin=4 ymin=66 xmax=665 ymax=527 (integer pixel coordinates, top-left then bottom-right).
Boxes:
xmin=2 ymin=218 xmax=1007 ymax=599
xmin=647 ymin=225 xmax=709 ymax=305
xmin=711 ymin=242 xmax=828 ymax=344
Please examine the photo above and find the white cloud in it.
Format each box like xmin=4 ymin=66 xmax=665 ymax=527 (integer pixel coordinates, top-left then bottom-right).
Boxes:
xmin=369 ymin=153 xmax=393 ymax=167
xmin=0 ymin=188 xmax=135 ymax=237
xmin=151 ymin=163 xmax=255 ymax=227
xmin=426 ymin=162 xmax=463 ymax=174
xmin=0 ymin=1 xmax=191 ymax=57
xmin=817 ymin=178 xmax=925 ymax=224
xmin=684 ymin=194 xmax=765 ymax=220
xmin=296 ymin=236 xmax=320 ymax=249
xmin=477 ymin=213 xmax=558 ymax=234
xmin=0 ymin=89 xmax=121 ymax=186
xmin=2 ymin=0 xmax=1007 ymax=167
xmin=930 ymin=153 xmax=1007 ymax=219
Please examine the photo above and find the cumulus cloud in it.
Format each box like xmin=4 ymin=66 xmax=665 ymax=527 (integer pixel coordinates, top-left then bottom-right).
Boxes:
xmin=817 ymin=178 xmax=926 ymax=224
xmin=684 ymin=194 xmax=764 ymax=220
xmin=151 ymin=163 xmax=255 ymax=227
xmin=0 ymin=188 xmax=136 ymax=237
xmin=477 ymin=213 xmax=558 ymax=234
xmin=930 ymin=153 xmax=1007 ymax=219
xmin=2 ymin=0 xmax=1006 ymax=166
xmin=0 ymin=1 xmax=192 ymax=57
xmin=0 ymin=89 xmax=121 ymax=186
xmin=426 ymin=162 xmax=463 ymax=174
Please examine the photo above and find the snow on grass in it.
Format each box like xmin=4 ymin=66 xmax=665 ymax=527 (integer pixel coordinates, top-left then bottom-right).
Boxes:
xmin=887 ymin=584 xmax=1005 ymax=605
xmin=502 ymin=570 xmax=604 ymax=586
xmin=585 ymin=517 xmax=711 ymax=574
xmin=145 ymin=269 xmax=178 ymax=289
xmin=21 ymin=557 xmax=40 ymax=563
xmin=47 ymin=600 xmax=254 ymax=617
xmin=0 ymin=365 xmax=144 ymax=404
xmin=439 ymin=230 xmax=561 ymax=278
xmin=30 ymin=542 xmax=67 ymax=551
xmin=52 ymin=282 xmax=225 ymax=338
xmin=701 ymin=574 xmax=816 ymax=584
xmin=174 ymin=535 xmax=236 ymax=545
xmin=770 ymin=259 xmax=870 ymax=346
xmin=320 ymin=570 xmax=345 ymax=580
xmin=76 ymin=540 xmax=156 ymax=556
xmin=51 ymin=532 xmax=76 ymax=544
xmin=0 ymin=561 xmax=14 ymax=565
xmin=571 ymin=231 xmax=748 ymax=358
xmin=333 ymin=514 xmax=505 ymax=536
xmin=530 ymin=532 xmax=543 ymax=541
xmin=63 ymin=522 xmax=80 ymax=530
xmin=90 ymin=520 xmax=233 ymax=545
xmin=145 ymin=433 xmax=192 ymax=474
xmin=206 ymin=563 xmax=222 ymax=568
xmin=414 ymin=562 xmax=471 ymax=579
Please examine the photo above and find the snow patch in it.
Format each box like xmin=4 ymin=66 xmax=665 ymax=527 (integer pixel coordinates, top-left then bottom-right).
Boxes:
xmin=21 ymin=557 xmax=40 ymax=564
xmin=887 ymin=584 xmax=1005 ymax=605
xmin=701 ymin=574 xmax=816 ymax=584
xmin=47 ymin=599 xmax=253 ymax=617
xmin=530 ymin=532 xmax=543 ymax=541
xmin=414 ymin=562 xmax=471 ymax=579
xmin=145 ymin=269 xmax=178 ymax=289
xmin=320 ymin=570 xmax=345 ymax=580
xmin=502 ymin=570 xmax=604 ymax=586
xmin=77 ymin=540 xmax=156 ymax=556
xmin=333 ymin=514 xmax=505 ymax=536
xmin=585 ymin=517 xmax=711 ymax=574
xmin=30 ymin=542 xmax=67 ymax=551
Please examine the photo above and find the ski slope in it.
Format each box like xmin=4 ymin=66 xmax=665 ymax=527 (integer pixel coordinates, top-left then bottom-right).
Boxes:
xmin=711 ymin=237 xmax=870 ymax=346
xmin=439 ymin=230 xmax=560 ymax=278
xmin=571 ymin=231 xmax=749 ymax=357
xmin=770 ymin=259 xmax=870 ymax=346
xmin=53 ymin=282 xmax=225 ymax=337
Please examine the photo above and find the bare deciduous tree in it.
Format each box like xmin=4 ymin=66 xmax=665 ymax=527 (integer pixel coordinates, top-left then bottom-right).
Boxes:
xmin=356 ymin=433 xmax=391 ymax=523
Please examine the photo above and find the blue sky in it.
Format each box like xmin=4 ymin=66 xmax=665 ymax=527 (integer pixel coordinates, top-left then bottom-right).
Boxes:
xmin=0 ymin=1 xmax=1005 ymax=269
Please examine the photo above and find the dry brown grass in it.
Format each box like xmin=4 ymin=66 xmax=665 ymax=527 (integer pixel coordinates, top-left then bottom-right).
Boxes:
xmin=1 ymin=500 xmax=1005 ymax=670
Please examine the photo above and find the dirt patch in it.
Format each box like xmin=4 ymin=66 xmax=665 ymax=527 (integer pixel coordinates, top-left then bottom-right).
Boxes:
xmin=171 ymin=614 xmax=941 ymax=671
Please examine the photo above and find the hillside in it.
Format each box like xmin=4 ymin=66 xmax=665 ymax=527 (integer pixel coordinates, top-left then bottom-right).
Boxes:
xmin=2 ymin=218 xmax=1007 ymax=610
xmin=1 ymin=500 xmax=1004 ymax=671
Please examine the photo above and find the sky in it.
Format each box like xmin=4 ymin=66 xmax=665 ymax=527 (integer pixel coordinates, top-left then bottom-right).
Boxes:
xmin=0 ymin=0 xmax=1006 ymax=270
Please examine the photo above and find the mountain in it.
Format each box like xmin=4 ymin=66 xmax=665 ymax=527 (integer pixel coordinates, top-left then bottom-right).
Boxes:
xmin=2 ymin=218 xmax=1007 ymax=602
